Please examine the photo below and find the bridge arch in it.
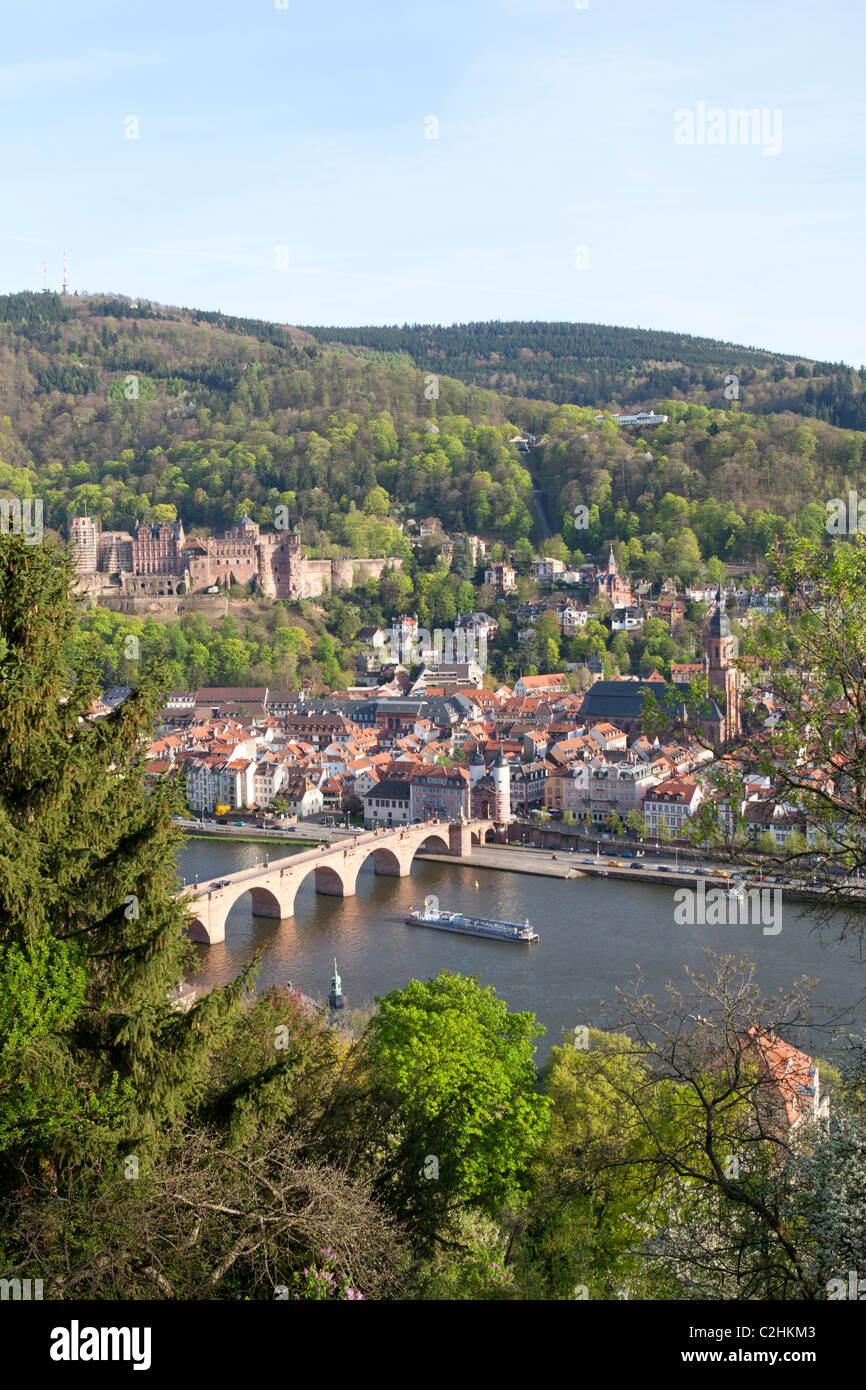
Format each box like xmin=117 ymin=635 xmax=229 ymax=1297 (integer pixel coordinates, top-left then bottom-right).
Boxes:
xmin=222 ymin=882 xmax=284 ymax=922
xmin=416 ymin=832 xmax=450 ymax=855
xmin=281 ymin=860 xmax=344 ymax=914
xmin=186 ymin=916 xmax=209 ymax=944
xmin=314 ymin=863 xmax=347 ymax=897
xmin=249 ymin=885 xmax=284 ymax=918
xmin=368 ymin=845 xmax=403 ymax=876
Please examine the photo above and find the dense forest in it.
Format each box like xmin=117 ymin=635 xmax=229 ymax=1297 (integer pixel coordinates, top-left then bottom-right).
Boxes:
xmin=0 ymin=292 xmax=531 ymax=551
xmin=301 ymin=319 xmax=866 ymax=427
xmin=2 ymin=292 xmax=866 ymax=580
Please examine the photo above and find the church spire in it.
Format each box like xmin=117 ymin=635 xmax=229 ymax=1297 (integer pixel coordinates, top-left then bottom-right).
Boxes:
xmin=709 ymin=583 xmax=730 ymax=639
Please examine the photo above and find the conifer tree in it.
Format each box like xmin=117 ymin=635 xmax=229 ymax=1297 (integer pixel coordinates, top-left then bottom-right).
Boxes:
xmin=0 ymin=535 xmax=245 ymax=1169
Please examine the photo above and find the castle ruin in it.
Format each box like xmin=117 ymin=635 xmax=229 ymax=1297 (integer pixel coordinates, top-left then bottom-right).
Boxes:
xmin=68 ymin=514 xmax=401 ymax=603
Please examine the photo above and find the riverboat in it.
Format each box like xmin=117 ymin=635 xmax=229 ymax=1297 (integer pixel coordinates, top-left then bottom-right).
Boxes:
xmin=406 ymin=898 xmax=538 ymax=943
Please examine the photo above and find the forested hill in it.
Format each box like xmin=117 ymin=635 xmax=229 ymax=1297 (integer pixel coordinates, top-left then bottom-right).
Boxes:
xmin=300 ymin=320 xmax=866 ymax=428
xmin=2 ymin=290 xmax=866 ymax=569
xmin=0 ymin=291 xmax=534 ymax=549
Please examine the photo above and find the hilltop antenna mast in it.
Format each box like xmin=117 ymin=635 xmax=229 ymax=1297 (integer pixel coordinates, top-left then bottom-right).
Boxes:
xmin=42 ymin=259 xmax=48 ymax=292
xmin=62 ymin=251 xmax=69 ymax=295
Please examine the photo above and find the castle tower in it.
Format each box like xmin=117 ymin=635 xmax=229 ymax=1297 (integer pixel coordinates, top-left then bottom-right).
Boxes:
xmin=256 ymin=538 xmax=276 ymax=598
xmin=68 ymin=515 xmax=98 ymax=575
xmin=492 ymin=751 xmax=511 ymax=823
xmin=233 ymin=513 xmax=260 ymax=541
xmin=707 ymin=584 xmax=741 ymax=741
xmin=281 ymin=531 xmax=304 ymax=600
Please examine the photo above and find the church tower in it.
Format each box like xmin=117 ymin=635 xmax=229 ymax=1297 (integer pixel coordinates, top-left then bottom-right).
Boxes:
xmin=707 ymin=585 xmax=740 ymax=741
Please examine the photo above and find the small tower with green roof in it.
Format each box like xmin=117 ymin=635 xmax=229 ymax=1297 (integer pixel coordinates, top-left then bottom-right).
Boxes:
xmin=328 ymin=957 xmax=345 ymax=1009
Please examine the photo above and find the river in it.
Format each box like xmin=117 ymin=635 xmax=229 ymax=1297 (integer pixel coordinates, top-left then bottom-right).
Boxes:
xmin=180 ymin=838 xmax=866 ymax=1060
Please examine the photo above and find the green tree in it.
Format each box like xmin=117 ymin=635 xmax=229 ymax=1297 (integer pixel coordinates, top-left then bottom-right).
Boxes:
xmin=624 ymin=810 xmax=647 ymax=837
xmin=512 ymin=537 xmax=534 ymax=571
xmin=456 ymin=580 xmax=476 ymax=614
xmin=520 ymin=1028 xmax=669 ymax=1298
xmin=0 ymin=535 xmax=243 ymax=1166
xmin=360 ymin=973 xmax=550 ymax=1250
xmin=363 ymin=485 xmax=391 ymax=515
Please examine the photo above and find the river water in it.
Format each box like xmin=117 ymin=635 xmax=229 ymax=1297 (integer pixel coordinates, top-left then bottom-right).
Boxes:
xmin=180 ymin=839 xmax=866 ymax=1060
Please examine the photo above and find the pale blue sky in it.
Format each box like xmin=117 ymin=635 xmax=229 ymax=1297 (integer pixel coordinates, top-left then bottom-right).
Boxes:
xmin=1 ymin=0 xmax=863 ymax=363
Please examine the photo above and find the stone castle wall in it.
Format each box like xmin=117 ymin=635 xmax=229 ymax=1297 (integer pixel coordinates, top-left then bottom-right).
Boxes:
xmin=70 ymin=518 xmax=402 ymax=603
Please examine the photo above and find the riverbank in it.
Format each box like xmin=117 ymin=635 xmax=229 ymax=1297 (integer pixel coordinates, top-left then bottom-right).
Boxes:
xmin=416 ymin=844 xmax=835 ymax=903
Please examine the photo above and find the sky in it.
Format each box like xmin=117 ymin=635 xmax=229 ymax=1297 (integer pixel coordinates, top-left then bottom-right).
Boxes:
xmin=1 ymin=0 xmax=863 ymax=364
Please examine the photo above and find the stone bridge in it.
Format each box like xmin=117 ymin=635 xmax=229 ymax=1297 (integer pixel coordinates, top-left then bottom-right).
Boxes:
xmin=180 ymin=818 xmax=495 ymax=944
